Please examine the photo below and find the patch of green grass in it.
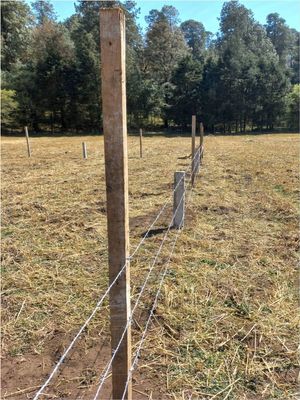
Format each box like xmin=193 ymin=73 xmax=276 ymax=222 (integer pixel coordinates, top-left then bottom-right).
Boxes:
xmin=274 ymin=184 xmax=288 ymax=195
xmin=1 ymin=228 xmax=13 ymax=238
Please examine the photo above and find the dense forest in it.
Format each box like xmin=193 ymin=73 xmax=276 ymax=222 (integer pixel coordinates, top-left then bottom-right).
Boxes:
xmin=1 ymin=0 xmax=299 ymax=133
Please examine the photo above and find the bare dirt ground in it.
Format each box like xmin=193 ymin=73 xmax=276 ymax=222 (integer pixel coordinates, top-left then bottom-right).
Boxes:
xmin=1 ymin=133 xmax=299 ymax=399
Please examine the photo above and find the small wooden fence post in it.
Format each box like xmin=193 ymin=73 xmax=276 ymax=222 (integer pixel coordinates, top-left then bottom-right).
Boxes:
xmin=195 ymin=147 xmax=200 ymax=173
xmin=24 ymin=126 xmax=31 ymax=157
xmin=200 ymin=122 xmax=204 ymax=162
xmin=100 ymin=8 xmax=132 ymax=400
xmin=139 ymin=128 xmax=143 ymax=158
xmin=191 ymin=115 xmax=196 ymax=186
xmin=173 ymin=171 xmax=185 ymax=229
xmin=82 ymin=142 xmax=87 ymax=159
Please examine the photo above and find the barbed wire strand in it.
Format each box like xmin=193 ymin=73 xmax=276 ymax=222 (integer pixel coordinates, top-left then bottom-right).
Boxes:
xmin=33 ymin=151 xmax=199 ymax=400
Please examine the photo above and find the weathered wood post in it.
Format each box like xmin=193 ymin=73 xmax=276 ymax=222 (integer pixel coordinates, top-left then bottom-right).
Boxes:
xmin=24 ymin=126 xmax=31 ymax=157
xmin=173 ymin=171 xmax=185 ymax=228
xmin=100 ymin=8 xmax=132 ymax=400
xmin=82 ymin=142 xmax=88 ymax=159
xmin=191 ymin=115 xmax=196 ymax=186
xmin=195 ymin=147 xmax=200 ymax=173
xmin=200 ymin=122 xmax=204 ymax=163
xmin=200 ymin=122 xmax=204 ymax=147
xmin=139 ymin=128 xmax=143 ymax=158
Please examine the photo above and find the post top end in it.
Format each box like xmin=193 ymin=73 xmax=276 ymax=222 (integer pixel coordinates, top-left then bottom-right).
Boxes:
xmin=100 ymin=7 xmax=124 ymax=14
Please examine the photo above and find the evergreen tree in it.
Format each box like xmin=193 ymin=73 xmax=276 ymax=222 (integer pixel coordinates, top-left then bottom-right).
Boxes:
xmin=180 ymin=20 xmax=206 ymax=59
xmin=168 ymin=56 xmax=203 ymax=126
xmin=265 ymin=13 xmax=293 ymax=65
xmin=144 ymin=6 xmax=189 ymax=126
xmin=1 ymin=0 xmax=32 ymax=71
xmin=31 ymin=0 xmax=57 ymax=25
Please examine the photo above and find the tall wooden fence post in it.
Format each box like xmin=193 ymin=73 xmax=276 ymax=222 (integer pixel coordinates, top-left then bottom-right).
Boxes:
xmin=100 ymin=8 xmax=132 ymax=400
xmin=24 ymin=126 xmax=31 ymax=157
xmin=82 ymin=142 xmax=87 ymax=159
xmin=191 ymin=115 xmax=196 ymax=186
xmin=173 ymin=171 xmax=185 ymax=228
xmin=139 ymin=128 xmax=143 ymax=158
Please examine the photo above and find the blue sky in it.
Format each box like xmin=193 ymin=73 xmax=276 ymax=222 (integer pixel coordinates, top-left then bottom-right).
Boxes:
xmin=28 ymin=0 xmax=300 ymax=33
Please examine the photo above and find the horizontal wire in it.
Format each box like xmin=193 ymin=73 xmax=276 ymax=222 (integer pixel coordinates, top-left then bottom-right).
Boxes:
xmin=33 ymin=151 xmax=198 ymax=399
xmin=92 ymin=178 xmax=190 ymax=399
xmin=121 ymin=173 xmax=198 ymax=399
xmin=93 ymin=159 xmax=198 ymax=400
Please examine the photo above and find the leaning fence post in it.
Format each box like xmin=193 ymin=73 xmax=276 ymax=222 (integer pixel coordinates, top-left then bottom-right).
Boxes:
xmin=100 ymin=8 xmax=132 ymax=400
xmin=82 ymin=142 xmax=87 ymax=159
xmin=139 ymin=128 xmax=143 ymax=158
xmin=173 ymin=171 xmax=185 ymax=229
xmin=191 ymin=115 xmax=196 ymax=186
xmin=24 ymin=126 xmax=31 ymax=157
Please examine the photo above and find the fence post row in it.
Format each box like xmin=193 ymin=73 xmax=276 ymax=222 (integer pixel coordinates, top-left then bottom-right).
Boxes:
xmin=100 ymin=8 xmax=132 ymax=400
xmin=82 ymin=142 xmax=88 ymax=159
xmin=173 ymin=171 xmax=186 ymax=229
xmin=24 ymin=126 xmax=31 ymax=157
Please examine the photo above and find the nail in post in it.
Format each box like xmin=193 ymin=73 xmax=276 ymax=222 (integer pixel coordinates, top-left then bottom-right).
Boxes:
xmin=173 ymin=171 xmax=185 ymax=229
xmin=100 ymin=8 xmax=132 ymax=400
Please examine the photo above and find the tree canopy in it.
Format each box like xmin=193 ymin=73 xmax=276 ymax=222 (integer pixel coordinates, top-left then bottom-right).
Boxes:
xmin=1 ymin=0 xmax=298 ymax=133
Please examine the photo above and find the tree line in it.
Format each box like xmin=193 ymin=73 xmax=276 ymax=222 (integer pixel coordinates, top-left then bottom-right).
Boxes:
xmin=1 ymin=0 xmax=299 ymax=133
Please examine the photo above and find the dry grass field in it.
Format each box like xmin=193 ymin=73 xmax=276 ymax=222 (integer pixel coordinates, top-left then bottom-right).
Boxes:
xmin=1 ymin=133 xmax=299 ymax=399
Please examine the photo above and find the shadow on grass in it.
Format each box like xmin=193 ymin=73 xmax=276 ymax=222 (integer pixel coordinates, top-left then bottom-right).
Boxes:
xmin=140 ymin=226 xmax=175 ymax=238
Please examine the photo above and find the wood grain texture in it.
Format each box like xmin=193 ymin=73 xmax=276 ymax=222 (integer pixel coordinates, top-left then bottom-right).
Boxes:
xmin=100 ymin=8 xmax=132 ymax=399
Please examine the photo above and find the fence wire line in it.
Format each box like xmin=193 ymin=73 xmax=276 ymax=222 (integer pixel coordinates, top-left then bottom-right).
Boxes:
xmin=93 ymin=157 xmax=200 ymax=400
xmin=121 ymin=174 xmax=198 ymax=399
xmin=33 ymin=149 xmax=200 ymax=399
xmin=121 ymin=227 xmax=182 ymax=400
xmin=129 ymin=147 xmax=199 ymax=258
xmin=32 ymin=258 xmax=130 ymax=400
xmin=92 ymin=168 xmax=192 ymax=400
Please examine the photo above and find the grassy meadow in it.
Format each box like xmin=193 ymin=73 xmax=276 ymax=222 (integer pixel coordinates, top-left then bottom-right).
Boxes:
xmin=1 ymin=133 xmax=299 ymax=399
